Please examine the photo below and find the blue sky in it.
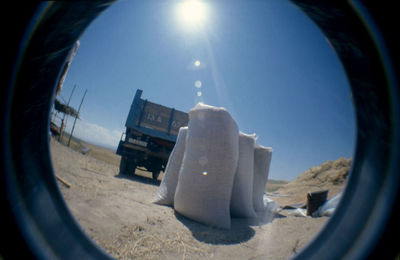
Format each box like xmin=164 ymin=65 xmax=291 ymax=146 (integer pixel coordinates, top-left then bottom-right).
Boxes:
xmin=57 ymin=0 xmax=356 ymax=181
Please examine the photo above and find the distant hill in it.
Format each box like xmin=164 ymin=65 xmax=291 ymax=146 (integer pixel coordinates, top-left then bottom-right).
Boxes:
xmin=52 ymin=133 xmax=120 ymax=167
xmin=273 ymin=157 xmax=352 ymax=205
xmin=266 ymin=179 xmax=289 ymax=192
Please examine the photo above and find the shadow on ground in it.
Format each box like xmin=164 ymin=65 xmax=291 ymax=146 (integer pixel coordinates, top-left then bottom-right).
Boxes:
xmin=115 ymin=172 xmax=161 ymax=186
xmin=175 ymin=209 xmax=286 ymax=245
xmin=246 ymin=210 xmax=286 ymax=227
xmin=175 ymin=212 xmax=255 ymax=245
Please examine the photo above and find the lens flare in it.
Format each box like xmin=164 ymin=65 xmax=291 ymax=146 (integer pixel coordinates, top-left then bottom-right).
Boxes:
xmin=195 ymin=80 xmax=202 ymax=88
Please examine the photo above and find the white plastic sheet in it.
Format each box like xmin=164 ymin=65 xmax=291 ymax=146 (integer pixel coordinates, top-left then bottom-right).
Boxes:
xmin=263 ymin=195 xmax=280 ymax=213
xmin=314 ymin=192 xmax=342 ymax=217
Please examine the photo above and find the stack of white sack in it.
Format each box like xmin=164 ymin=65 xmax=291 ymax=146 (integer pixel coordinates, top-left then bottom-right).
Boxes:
xmin=174 ymin=103 xmax=239 ymax=229
xmin=153 ymin=103 xmax=272 ymax=229
xmin=230 ymin=132 xmax=257 ymax=218
xmin=253 ymin=144 xmax=273 ymax=212
xmin=152 ymin=127 xmax=187 ymax=206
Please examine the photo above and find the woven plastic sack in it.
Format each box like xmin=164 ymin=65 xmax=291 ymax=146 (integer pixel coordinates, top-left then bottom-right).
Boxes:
xmin=153 ymin=127 xmax=187 ymax=206
xmin=230 ymin=132 xmax=257 ymax=218
xmin=253 ymin=144 xmax=273 ymax=212
xmin=174 ymin=103 xmax=239 ymax=229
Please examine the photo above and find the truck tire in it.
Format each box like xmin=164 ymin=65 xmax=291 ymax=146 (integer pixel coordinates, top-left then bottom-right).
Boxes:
xmin=119 ymin=157 xmax=128 ymax=175
xmin=152 ymin=171 xmax=160 ymax=180
xmin=130 ymin=162 xmax=137 ymax=175
xmin=2 ymin=2 xmax=399 ymax=260
xmin=119 ymin=157 xmax=136 ymax=176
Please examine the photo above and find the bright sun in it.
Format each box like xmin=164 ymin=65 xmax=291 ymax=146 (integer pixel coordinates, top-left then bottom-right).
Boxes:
xmin=177 ymin=0 xmax=207 ymax=27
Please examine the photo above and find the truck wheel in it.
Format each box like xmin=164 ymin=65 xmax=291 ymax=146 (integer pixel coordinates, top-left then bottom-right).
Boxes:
xmin=130 ymin=163 xmax=137 ymax=175
xmin=152 ymin=171 xmax=160 ymax=180
xmin=120 ymin=157 xmax=136 ymax=175
xmin=119 ymin=157 xmax=128 ymax=175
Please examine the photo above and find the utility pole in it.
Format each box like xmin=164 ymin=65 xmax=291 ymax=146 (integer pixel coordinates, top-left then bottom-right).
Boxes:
xmin=59 ymin=84 xmax=77 ymax=142
xmin=68 ymin=89 xmax=87 ymax=147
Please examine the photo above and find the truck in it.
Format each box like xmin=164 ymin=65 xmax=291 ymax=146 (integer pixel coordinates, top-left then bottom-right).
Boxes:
xmin=116 ymin=89 xmax=189 ymax=180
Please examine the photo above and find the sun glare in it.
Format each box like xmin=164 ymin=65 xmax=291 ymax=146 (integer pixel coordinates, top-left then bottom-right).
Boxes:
xmin=177 ymin=0 xmax=207 ymax=27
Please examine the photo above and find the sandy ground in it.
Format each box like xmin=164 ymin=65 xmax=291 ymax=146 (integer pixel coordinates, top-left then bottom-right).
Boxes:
xmin=50 ymin=138 xmax=330 ymax=260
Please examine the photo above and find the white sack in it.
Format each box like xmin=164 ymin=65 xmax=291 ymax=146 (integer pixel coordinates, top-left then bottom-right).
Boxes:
xmin=153 ymin=127 xmax=188 ymax=206
xmin=230 ymin=132 xmax=257 ymax=218
xmin=253 ymin=144 xmax=273 ymax=212
xmin=174 ymin=103 xmax=239 ymax=229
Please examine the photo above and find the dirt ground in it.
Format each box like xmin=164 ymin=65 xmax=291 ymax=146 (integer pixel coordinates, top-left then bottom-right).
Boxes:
xmin=50 ymin=138 xmax=330 ymax=260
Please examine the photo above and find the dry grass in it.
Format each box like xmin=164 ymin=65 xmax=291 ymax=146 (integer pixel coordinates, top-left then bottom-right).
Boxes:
xmin=278 ymin=158 xmax=351 ymax=195
xmin=97 ymin=224 xmax=207 ymax=260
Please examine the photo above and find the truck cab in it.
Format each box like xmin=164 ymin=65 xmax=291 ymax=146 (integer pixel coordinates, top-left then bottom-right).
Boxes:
xmin=116 ymin=89 xmax=188 ymax=180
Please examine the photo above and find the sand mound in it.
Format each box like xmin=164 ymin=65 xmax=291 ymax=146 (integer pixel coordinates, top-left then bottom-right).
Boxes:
xmin=274 ymin=158 xmax=352 ymax=206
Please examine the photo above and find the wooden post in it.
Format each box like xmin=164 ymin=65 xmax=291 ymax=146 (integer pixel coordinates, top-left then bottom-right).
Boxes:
xmin=59 ymin=84 xmax=77 ymax=142
xmin=68 ymin=89 xmax=87 ymax=147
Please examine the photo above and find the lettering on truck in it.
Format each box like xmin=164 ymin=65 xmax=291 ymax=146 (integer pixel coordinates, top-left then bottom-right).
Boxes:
xmin=128 ymin=138 xmax=148 ymax=147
